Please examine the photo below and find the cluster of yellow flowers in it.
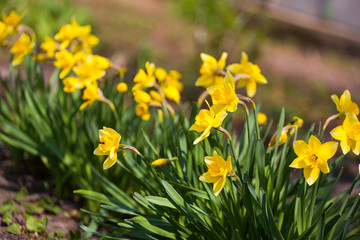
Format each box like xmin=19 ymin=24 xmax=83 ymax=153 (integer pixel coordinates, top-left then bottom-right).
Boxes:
xmin=1 ymin=11 xmax=129 ymax=111
xmin=290 ymin=90 xmax=359 ymax=186
xmin=132 ymin=61 xmax=183 ymax=121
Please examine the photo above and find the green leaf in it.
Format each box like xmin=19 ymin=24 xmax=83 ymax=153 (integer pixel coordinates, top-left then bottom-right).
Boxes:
xmin=15 ymin=186 xmax=28 ymax=202
xmin=25 ymin=213 xmax=47 ymax=233
xmin=6 ymin=223 xmax=21 ymax=234
xmin=0 ymin=200 xmax=18 ymax=213
xmin=3 ymin=210 xmax=13 ymax=225
xmin=125 ymin=216 xmax=176 ymax=239
xmin=145 ymin=196 xmax=176 ymax=209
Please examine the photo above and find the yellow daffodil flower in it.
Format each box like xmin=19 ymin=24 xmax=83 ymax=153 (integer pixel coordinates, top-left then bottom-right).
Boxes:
xmin=196 ymin=52 xmax=227 ymax=88
xmin=0 ymin=21 xmax=10 ymax=45
xmin=257 ymin=112 xmax=267 ymax=125
xmin=159 ymin=70 xmax=183 ymax=103
xmin=55 ymin=18 xmax=98 ymax=51
xmin=132 ymin=61 xmax=156 ymax=91
xmin=290 ymin=135 xmax=338 ymax=186
xmin=269 ymin=116 xmax=303 ymax=147
xmin=331 ymin=90 xmax=359 ymax=118
xmin=199 ymin=151 xmax=237 ymax=196
xmin=136 ymin=103 xmax=151 ymax=121
xmin=79 ymin=83 xmax=100 ymax=110
xmin=207 ymin=71 xmax=239 ymax=113
xmin=40 ymin=36 xmax=58 ymax=58
xmin=72 ymin=54 xmax=110 ymax=82
xmin=189 ymin=101 xmax=228 ymax=144
xmin=116 ymin=82 xmax=128 ymax=93
xmin=151 ymin=157 xmax=178 ymax=166
xmin=227 ymin=52 xmax=267 ymax=97
xmin=2 ymin=10 xmax=26 ymax=35
xmin=10 ymin=33 xmax=34 ymax=66
xmin=94 ymin=127 xmax=121 ymax=170
xmin=133 ymin=90 xmax=152 ymax=104
xmin=150 ymin=90 xmax=162 ymax=104
xmin=54 ymin=49 xmax=83 ymax=79
xmin=330 ymin=112 xmax=360 ymax=155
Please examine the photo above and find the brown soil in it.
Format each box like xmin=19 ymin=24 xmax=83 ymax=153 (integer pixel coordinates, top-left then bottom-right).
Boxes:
xmin=0 ymin=148 xmax=82 ymax=239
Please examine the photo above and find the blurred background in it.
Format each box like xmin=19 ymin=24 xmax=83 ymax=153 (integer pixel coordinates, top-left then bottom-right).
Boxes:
xmin=1 ymin=0 xmax=360 ymax=138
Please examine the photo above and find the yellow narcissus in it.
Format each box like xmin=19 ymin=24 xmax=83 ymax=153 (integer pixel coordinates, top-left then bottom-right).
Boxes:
xmin=196 ymin=52 xmax=227 ymax=88
xmin=331 ymin=90 xmax=359 ymax=118
xmin=10 ymin=33 xmax=34 ymax=66
xmin=94 ymin=127 xmax=121 ymax=170
xmin=200 ymin=151 xmax=236 ymax=196
xmin=227 ymin=52 xmax=267 ymax=97
xmin=330 ymin=112 xmax=360 ymax=155
xmin=207 ymin=71 xmax=239 ymax=113
xmin=189 ymin=101 xmax=227 ymax=144
xmin=290 ymin=136 xmax=338 ymax=186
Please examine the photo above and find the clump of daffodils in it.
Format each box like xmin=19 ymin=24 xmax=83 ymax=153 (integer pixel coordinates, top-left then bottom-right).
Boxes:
xmin=132 ymin=61 xmax=183 ymax=121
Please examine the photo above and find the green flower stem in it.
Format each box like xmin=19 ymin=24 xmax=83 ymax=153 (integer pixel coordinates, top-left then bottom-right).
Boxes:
xmin=307 ymin=173 xmax=321 ymax=229
xmin=229 ymin=138 xmax=243 ymax=183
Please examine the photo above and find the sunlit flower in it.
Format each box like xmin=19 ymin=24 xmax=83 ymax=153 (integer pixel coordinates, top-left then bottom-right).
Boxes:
xmin=290 ymin=136 xmax=337 ymax=186
xmin=151 ymin=157 xmax=178 ymax=166
xmin=136 ymin=103 xmax=151 ymax=121
xmin=159 ymin=70 xmax=183 ymax=103
xmin=227 ymin=52 xmax=267 ymax=97
xmin=199 ymin=151 xmax=237 ymax=196
xmin=196 ymin=52 xmax=227 ymax=88
xmin=207 ymin=71 xmax=239 ymax=113
xmin=40 ymin=36 xmax=58 ymax=58
xmin=79 ymin=83 xmax=100 ymax=110
xmin=10 ymin=33 xmax=34 ymax=66
xmin=116 ymin=82 xmax=128 ymax=93
xmin=331 ymin=90 xmax=359 ymax=118
xmin=94 ymin=127 xmax=121 ymax=170
xmin=54 ymin=49 xmax=83 ymax=79
xmin=55 ymin=18 xmax=98 ymax=51
xmin=2 ymin=10 xmax=26 ymax=35
xmin=257 ymin=112 xmax=267 ymax=125
xmin=189 ymin=101 xmax=228 ymax=144
xmin=0 ymin=21 xmax=10 ymax=45
xmin=73 ymin=54 xmax=110 ymax=82
xmin=132 ymin=61 xmax=156 ymax=90
xmin=330 ymin=112 xmax=360 ymax=155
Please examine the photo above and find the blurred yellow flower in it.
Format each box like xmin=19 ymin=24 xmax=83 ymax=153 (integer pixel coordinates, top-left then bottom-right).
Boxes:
xmin=2 ymin=10 xmax=26 ymax=35
xmin=149 ymin=90 xmax=162 ymax=104
xmin=199 ymin=151 xmax=236 ymax=196
xmin=79 ymin=83 xmax=100 ymax=110
xmin=207 ymin=71 xmax=239 ymax=113
xmin=159 ymin=70 xmax=183 ymax=103
xmin=132 ymin=61 xmax=156 ymax=90
xmin=196 ymin=52 xmax=227 ymax=88
xmin=136 ymin=103 xmax=151 ymax=121
xmin=331 ymin=90 xmax=359 ymax=118
xmin=54 ymin=49 xmax=82 ymax=79
xmin=290 ymin=135 xmax=338 ymax=186
xmin=189 ymin=101 xmax=227 ymax=144
xmin=0 ymin=21 xmax=10 ymax=45
xmin=40 ymin=36 xmax=57 ymax=58
xmin=73 ymin=54 xmax=110 ymax=82
xmin=268 ymin=128 xmax=288 ymax=147
xmin=133 ymin=90 xmax=152 ymax=104
xmin=116 ymin=82 xmax=128 ymax=93
xmin=330 ymin=112 xmax=360 ymax=155
xmin=257 ymin=112 xmax=267 ymax=125
xmin=10 ymin=33 xmax=34 ymax=66
xmin=227 ymin=52 xmax=267 ymax=97
xmin=94 ymin=127 xmax=121 ymax=170
xmin=151 ymin=157 xmax=178 ymax=166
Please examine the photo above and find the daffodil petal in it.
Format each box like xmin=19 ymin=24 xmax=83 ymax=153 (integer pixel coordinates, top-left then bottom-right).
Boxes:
xmin=304 ymin=167 xmax=320 ymax=186
xmin=213 ymin=176 xmax=226 ymax=196
xmin=199 ymin=172 xmax=219 ymax=183
xmin=317 ymin=141 xmax=338 ymax=160
xmin=103 ymin=156 xmax=116 ymax=170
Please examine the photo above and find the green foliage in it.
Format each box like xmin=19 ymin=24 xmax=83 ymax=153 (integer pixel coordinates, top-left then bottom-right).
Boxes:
xmin=0 ymin=0 xmax=91 ymax=40
xmin=6 ymin=223 xmax=21 ymax=234
xmin=75 ymin=107 xmax=360 ymax=239
xmin=25 ymin=212 xmax=48 ymax=233
xmin=0 ymin=200 xmax=18 ymax=213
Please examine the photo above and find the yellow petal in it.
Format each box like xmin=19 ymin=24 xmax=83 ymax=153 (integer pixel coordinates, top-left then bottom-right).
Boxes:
xmin=330 ymin=126 xmax=346 ymax=141
xmin=189 ymin=124 xmax=206 ymax=133
xmin=93 ymin=147 xmax=107 ymax=155
xmin=193 ymin=126 xmax=212 ymax=144
xmin=293 ymin=140 xmax=309 ymax=157
xmin=246 ymin=80 xmax=257 ymax=98
xmin=317 ymin=161 xmax=330 ymax=174
xmin=217 ymin=52 xmax=228 ymax=69
xmin=308 ymin=135 xmax=321 ymax=152
xmin=289 ymin=157 xmax=307 ymax=169
xmin=103 ymin=156 xmax=116 ymax=170
xmin=199 ymin=172 xmax=219 ymax=183
xmin=304 ymin=167 xmax=320 ymax=186
xmin=213 ymin=176 xmax=226 ymax=196
xmin=227 ymin=63 xmax=241 ymax=74
xmin=316 ymin=141 xmax=338 ymax=160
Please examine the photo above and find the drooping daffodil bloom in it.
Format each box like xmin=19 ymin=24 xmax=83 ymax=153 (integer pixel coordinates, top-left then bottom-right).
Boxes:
xmin=200 ymin=151 xmax=237 ymax=196
xmin=207 ymin=71 xmax=239 ymax=113
xmin=10 ymin=33 xmax=35 ymax=66
xmin=227 ymin=52 xmax=267 ymax=97
xmin=189 ymin=101 xmax=228 ymax=144
xmin=330 ymin=112 xmax=360 ymax=155
xmin=195 ymin=52 xmax=228 ymax=88
xmin=331 ymin=90 xmax=359 ymax=118
xmin=132 ymin=61 xmax=156 ymax=91
xmin=290 ymin=135 xmax=338 ymax=186
xmin=94 ymin=127 xmax=121 ymax=170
